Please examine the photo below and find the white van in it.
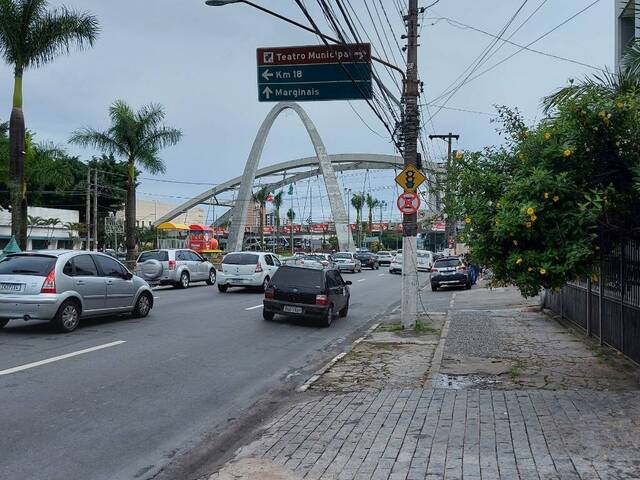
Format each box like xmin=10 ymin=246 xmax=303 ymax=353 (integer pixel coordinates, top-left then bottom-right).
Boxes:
xmin=417 ymin=250 xmax=434 ymax=272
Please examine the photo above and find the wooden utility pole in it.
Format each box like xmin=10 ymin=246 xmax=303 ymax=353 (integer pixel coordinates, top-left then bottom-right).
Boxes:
xmin=93 ymin=169 xmax=98 ymax=251
xmin=429 ymin=133 xmax=460 ymax=252
xmin=401 ymin=0 xmax=420 ymax=329
xmin=86 ymin=168 xmax=91 ymax=251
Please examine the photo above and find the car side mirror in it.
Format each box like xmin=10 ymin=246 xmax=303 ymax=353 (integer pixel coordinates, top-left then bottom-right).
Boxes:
xmin=124 ymin=271 xmax=134 ymax=280
xmin=345 ymin=280 xmax=352 ymax=285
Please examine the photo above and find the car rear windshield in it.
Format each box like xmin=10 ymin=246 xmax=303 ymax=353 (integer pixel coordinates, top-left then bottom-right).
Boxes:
xmin=138 ymin=251 xmax=169 ymax=262
xmin=224 ymin=253 xmax=259 ymax=265
xmin=333 ymin=253 xmax=352 ymax=259
xmin=0 ymin=254 xmax=56 ymax=276
xmin=272 ymin=267 xmax=323 ymax=288
xmin=434 ymin=258 xmax=462 ymax=268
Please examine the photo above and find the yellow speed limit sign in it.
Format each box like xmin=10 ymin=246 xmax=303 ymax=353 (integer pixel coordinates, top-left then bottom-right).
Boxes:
xmin=395 ymin=164 xmax=426 ymax=192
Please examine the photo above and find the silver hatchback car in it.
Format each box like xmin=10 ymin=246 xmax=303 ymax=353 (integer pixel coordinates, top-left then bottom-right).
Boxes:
xmin=0 ymin=250 xmax=154 ymax=333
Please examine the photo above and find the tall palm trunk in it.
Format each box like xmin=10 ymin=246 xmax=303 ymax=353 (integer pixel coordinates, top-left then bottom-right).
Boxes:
xmin=126 ymin=159 xmax=137 ymax=262
xmin=9 ymin=67 xmax=26 ymax=249
xmin=368 ymin=207 xmax=373 ymax=233
xmin=259 ymin=204 xmax=265 ymax=249
xmin=275 ymin=209 xmax=280 ymax=253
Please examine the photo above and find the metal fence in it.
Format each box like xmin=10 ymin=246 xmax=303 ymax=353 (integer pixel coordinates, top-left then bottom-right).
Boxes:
xmin=543 ymin=239 xmax=640 ymax=364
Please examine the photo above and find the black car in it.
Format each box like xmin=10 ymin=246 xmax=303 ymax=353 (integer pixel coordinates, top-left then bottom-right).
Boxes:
xmin=263 ymin=265 xmax=351 ymax=327
xmin=354 ymin=252 xmax=379 ymax=270
xmin=430 ymin=256 xmax=471 ymax=291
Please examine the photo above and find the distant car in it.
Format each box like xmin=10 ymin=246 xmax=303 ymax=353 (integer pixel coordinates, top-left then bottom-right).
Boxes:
xmin=332 ymin=252 xmax=362 ymax=273
xmin=0 ymin=250 xmax=153 ymax=333
xmin=263 ymin=265 xmax=351 ymax=327
xmin=430 ymin=256 xmax=471 ymax=291
xmin=389 ymin=254 xmax=402 ymax=274
xmin=376 ymin=251 xmax=394 ymax=265
xmin=135 ymin=249 xmax=217 ymax=288
xmin=354 ymin=252 xmax=379 ymax=270
xmin=417 ymin=250 xmax=434 ymax=272
xmin=217 ymin=251 xmax=281 ymax=292
xmin=296 ymin=254 xmax=332 ymax=268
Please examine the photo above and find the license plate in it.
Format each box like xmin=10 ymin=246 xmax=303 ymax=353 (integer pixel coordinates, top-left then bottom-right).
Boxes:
xmin=283 ymin=305 xmax=303 ymax=314
xmin=0 ymin=283 xmax=22 ymax=292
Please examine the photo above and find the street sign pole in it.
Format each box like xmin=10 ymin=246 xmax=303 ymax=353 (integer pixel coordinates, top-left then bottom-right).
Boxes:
xmin=401 ymin=0 xmax=420 ymax=330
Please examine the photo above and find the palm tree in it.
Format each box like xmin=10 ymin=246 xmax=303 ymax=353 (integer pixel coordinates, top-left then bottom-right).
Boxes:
xmin=286 ymin=208 xmax=296 ymax=254
xmin=272 ymin=191 xmax=283 ymax=252
xmin=252 ymin=185 xmax=270 ymax=250
xmin=44 ymin=217 xmax=61 ymax=247
xmin=70 ymin=101 xmax=182 ymax=262
xmin=543 ymin=39 xmax=640 ymax=112
xmin=351 ymin=193 xmax=364 ymax=247
xmin=63 ymin=221 xmax=84 ymax=237
xmin=27 ymin=215 xmax=44 ymax=239
xmin=0 ymin=0 xmax=99 ymax=249
xmin=365 ymin=194 xmax=380 ymax=233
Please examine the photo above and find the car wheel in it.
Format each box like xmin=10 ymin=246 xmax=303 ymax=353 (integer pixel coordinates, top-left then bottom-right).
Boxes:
xmin=431 ymin=284 xmax=438 ymax=292
xmin=263 ymin=310 xmax=275 ymax=321
xmin=52 ymin=300 xmax=81 ymax=333
xmin=218 ymin=284 xmax=228 ymax=293
xmin=339 ymin=301 xmax=349 ymax=318
xmin=0 ymin=319 xmax=8 ymax=329
xmin=321 ymin=305 xmax=333 ymax=327
xmin=133 ymin=292 xmax=153 ymax=318
xmin=178 ymin=271 xmax=190 ymax=289
xmin=262 ymin=276 xmax=270 ymax=292
xmin=206 ymin=269 xmax=217 ymax=285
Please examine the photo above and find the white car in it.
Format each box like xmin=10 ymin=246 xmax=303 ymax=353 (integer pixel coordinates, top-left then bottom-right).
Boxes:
xmin=332 ymin=252 xmax=362 ymax=273
xmin=389 ymin=254 xmax=402 ymax=274
xmin=376 ymin=251 xmax=394 ymax=265
xmin=417 ymin=250 xmax=434 ymax=272
xmin=217 ymin=252 xmax=281 ymax=292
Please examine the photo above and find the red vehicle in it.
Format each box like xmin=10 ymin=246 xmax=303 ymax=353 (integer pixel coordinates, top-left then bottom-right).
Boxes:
xmin=186 ymin=224 xmax=219 ymax=254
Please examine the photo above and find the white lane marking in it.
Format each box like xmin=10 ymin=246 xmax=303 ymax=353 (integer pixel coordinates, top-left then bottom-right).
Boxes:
xmin=245 ymin=304 xmax=264 ymax=311
xmin=357 ymin=278 xmax=366 ymax=282
xmin=154 ymin=296 xmax=159 ymax=299
xmin=0 ymin=341 xmax=126 ymax=377
xmin=378 ymin=274 xmax=385 ymax=277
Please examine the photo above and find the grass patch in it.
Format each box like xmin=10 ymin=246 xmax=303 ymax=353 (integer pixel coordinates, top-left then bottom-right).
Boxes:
xmin=508 ymin=362 xmax=524 ymax=382
xmin=378 ymin=323 xmax=404 ymax=332
xmin=415 ymin=319 xmax=441 ymax=335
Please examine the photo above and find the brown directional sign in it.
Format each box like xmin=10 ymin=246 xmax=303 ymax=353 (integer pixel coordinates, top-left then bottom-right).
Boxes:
xmin=256 ymin=44 xmax=372 ymax=102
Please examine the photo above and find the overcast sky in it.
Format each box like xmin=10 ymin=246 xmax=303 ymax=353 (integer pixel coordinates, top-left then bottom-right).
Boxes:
xmin=0 ymin=0 xmax=614 ymax=223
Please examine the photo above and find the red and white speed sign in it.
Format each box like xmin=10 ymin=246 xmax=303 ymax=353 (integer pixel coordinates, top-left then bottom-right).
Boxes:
xmin=397 ymin=192 xmax=421 ymax=215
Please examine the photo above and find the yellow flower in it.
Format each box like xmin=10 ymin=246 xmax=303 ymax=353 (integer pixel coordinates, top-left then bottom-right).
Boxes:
xmin=496 ymin=202 xmax=501 ymax=208
xmin=544 ymin=192 xmax=549 ymax=199
xmin=544 ymin=132 xmax=552 ymax=140
xmin=526 ymin=207 xmax=535 ymax=216
xmin=563 ymin=149 xmax=573 ymax=157
xmin=617 ymin=101 xmax=625 ymax=109
xmin=525 ymin=221 xmax=532 ymax=228
xmin=553 ymin=195 xmax=560 ymax=203
xmin=455 ymin=151 xmax=464 ymax=160
xmin=518 ymin=153 xmax=525 ymax=161
xmin=539 ymin=268 xmax=547 ymax=275
xmin=527 ymin=267 xmax=533 ymax=272
xmin=530 ymin=214 xmax=538 ymax=222
xmin=598 ymin=110 xmax=606 ymax=118
xmin=513 ymin=240 xmax=518 ymax=246
xmin=464 ymin=217 xmax=472 ymax=224
xmin=516 ymin=258 xmax=523 ymax=265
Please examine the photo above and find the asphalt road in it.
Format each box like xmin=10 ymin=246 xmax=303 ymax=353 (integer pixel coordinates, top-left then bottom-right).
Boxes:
xmin=0 ymin=267 xmax=448 ymax=480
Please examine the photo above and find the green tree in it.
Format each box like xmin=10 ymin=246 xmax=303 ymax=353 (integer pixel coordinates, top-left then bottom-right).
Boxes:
xmin=27 ymin=214 xmax=44 ymax=238
xmin=251 ymin=185 xmax=270 ymax=250
xmin=286 ymin=208 xmax=296 ymax=254
xmin=272 ymin=191 xmax=283 ymax=252
xmin=44 ymin=217 xmax=60 ymax=246
xmin=365 ymin=193 xmax=379 ymax=233
xmin=0 ymin=0 xmax=99 ymax=249
xmin=350 ymin=193 xmax=364 ymax=247
xmin=70 ymin=101 xmax=182 ymax=261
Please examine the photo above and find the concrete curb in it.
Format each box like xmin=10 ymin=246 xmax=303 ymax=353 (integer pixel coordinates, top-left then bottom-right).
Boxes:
xmin=424 ymin=293 xmax=455 ymax=387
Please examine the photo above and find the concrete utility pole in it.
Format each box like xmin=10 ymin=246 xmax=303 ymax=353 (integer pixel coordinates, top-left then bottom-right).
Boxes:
xmin=86 ymin=168 xmax=91 ymax=251
xmin=429 ymin=133 xmax=460 ymax=252
xmin=401 ymin=0 xmax=420 ymax=329
xmin=93 ymin=169 xmax=98 ymax=251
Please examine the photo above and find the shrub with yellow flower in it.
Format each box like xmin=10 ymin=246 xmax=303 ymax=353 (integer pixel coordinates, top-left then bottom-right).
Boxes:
xmin=464 ymin=217 xmax=472 ymax=224
xmin=512 ymin=240 xmax=518 ymax=246
xmin=544 ymin=132 xmax=552 ymax=140
xmin=553 ymin=195 xmax=560 ymax=203
xmin=516 ymin=258 xmax=523 ymax=265
xmin=525 ymin=221 xmax=532 ymax=228
xmin=563 ymin=149 xmax=573 ymax=157
xmin=530 ymin=214 xmax=537 ymax=222
xmin=539 ymin=268 xmax=547 ymax=275
xmin=544 ymin=192 xmax=549 ymax=199
xmin=526 ymin=207 xmax=535 ymax=216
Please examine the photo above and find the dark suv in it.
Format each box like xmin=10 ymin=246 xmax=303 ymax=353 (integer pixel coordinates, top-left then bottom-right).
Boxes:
xmin=263 ymin=265 xmax=351 ymax=327
xmin=354 ymin=252 xmax=379 ymax=270
xmin=430 ymin=256 xmax=471 ymax=291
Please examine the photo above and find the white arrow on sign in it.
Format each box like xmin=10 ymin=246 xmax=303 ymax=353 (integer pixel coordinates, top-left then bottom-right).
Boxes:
xmin=262 ymin=86 xmax=273 ymax=99
xmin=261 ymin=69 xmax=274 ymax=81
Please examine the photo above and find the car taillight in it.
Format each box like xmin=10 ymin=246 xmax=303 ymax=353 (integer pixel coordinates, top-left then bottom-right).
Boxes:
xmin=255 ymin=262 xmax=263 ymax=273
xmin=315 ymin=294 xmax=328 ymax=306
xmin=457 ymin=266 xmax=466 ymax=272
xmin=265 ymin=287 xmax=274 ymax=299
xmin=168 ymin=260 xmax=176 ymax=270
xmin=41 ymin=269 xmax=56 ymax=294
xmin=431 ymin=268 xmax=439 ymax=273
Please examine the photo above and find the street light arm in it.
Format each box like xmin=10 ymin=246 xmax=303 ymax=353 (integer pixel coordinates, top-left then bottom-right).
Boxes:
xmin=215 ymin=0 xmax=406 ymax=83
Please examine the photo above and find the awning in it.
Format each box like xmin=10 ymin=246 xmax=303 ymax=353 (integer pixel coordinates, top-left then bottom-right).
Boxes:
xmin=189 ymin=224 xmax=213 ymax=232
xmin=157 ymin=222 xmax=190 ymax=231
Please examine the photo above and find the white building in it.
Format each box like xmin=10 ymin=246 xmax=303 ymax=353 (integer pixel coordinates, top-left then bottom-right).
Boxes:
xmin=0 ymin=206 xmax=82 ymax=251
xmin=117 ymin=199 xmax=205 ymax=228
xmin=616 ymin=0 xmax=639 ymax=68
